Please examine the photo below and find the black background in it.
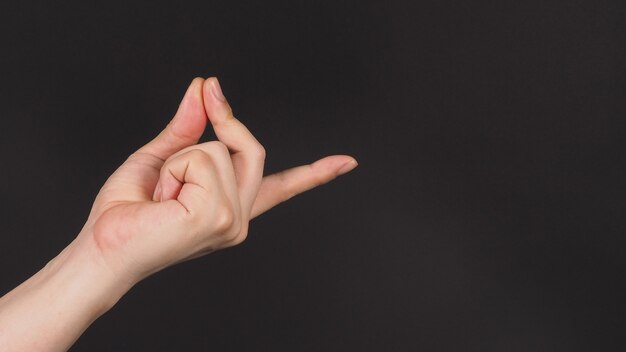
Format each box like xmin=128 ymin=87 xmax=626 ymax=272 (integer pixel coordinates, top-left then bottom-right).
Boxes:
xmin=1 ymin=0 xmax=625 ymax=351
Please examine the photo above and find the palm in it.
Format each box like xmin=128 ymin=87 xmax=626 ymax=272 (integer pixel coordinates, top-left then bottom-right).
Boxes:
xmin=83 ymin=151 xmax=197 ymax=276
xmin=85 ymin=153 xmax=176 ymax=244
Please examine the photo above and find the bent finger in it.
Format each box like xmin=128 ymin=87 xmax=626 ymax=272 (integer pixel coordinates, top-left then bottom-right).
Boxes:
xmin=154 ymin=149 xmax=225 ymax=213
xmin=202 ymin=77 xmax=265 ymax=217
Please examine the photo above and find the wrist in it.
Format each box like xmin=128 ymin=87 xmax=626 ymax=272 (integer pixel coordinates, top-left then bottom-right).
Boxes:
xmin=44 ymin=234 xmax=135 ymax=318
xmin=0 ymin=233 xmax=135 ymax=351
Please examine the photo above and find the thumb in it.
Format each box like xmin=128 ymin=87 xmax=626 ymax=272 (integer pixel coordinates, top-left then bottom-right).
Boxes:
xmin=135 ymin=77 xmax=208 ymax=161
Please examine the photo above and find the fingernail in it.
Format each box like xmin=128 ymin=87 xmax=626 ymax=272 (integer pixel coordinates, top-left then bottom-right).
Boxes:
xmin=337 ymin=159 xmax=358 ymax=176
xmin=212 ymin=78 xmax=227 ymax=102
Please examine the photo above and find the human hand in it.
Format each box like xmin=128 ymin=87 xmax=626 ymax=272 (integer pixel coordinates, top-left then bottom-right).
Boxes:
xmin=75 ymin=77 xmax=358 ymax=287
xmin=0 ymin=77 xmax=357 ymax=351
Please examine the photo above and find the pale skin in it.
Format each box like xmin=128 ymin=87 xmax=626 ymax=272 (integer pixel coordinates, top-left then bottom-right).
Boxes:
xmin=0 ymin=77 xmax=358 ymax=351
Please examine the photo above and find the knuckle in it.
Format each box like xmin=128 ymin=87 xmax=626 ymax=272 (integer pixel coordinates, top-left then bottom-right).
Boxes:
xmin=187 ymin=149 xmax=212 ymax=166
xmin=231 ymin=225 xmax=249 ymax=245
xmin=254 ymin=143 xmax=266 ymax=161
xmin=213 ymin=201 xmax=236 ymax=235
xmin=209 ymin=141 xmax=229 ymax=155
xmin=231 ymin=219 xmax=243 ymax=239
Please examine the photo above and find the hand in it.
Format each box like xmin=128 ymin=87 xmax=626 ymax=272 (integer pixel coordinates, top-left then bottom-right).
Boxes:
xmin=0 ymin=77 xmax=357 ymax=351
xmin=75 ymin=77 xmax=358 ymax=286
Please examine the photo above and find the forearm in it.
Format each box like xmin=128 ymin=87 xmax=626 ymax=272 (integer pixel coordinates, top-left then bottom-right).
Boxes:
xmin=0 ymin=235 xmax=132 ymax=351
